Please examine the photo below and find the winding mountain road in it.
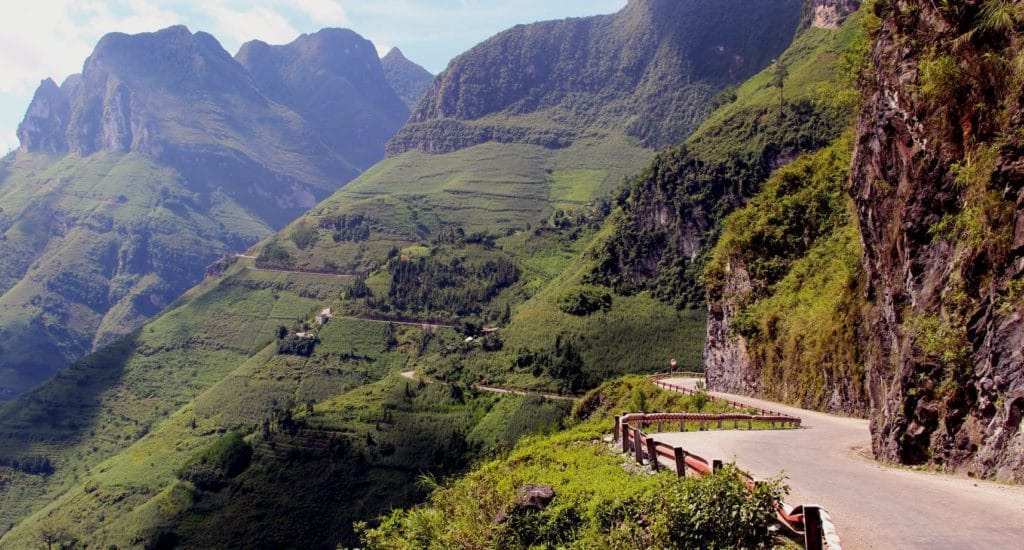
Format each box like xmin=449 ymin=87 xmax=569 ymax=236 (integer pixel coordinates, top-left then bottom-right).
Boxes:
xmin=656 ymin=377 xmax=1024 ymax=549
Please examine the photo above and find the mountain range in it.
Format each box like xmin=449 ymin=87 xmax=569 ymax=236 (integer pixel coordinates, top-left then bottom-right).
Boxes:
xmin=0 ymin=0 xmax=807 ymax=546
xmin=2 ymin=0 xmax=1022 ymax=547
xmin=0 ymin=26 xmax=428 ymax=401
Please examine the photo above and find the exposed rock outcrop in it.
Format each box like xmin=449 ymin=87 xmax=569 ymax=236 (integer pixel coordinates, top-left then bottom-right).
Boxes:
xmin=17 ymin=78 xmax=70 ymax=153
xmin=851 ymin=0 xmax=1024 ymax=480
xmin=704 ymin=263 xmax=757 ymax=395
xmin=802 ymin=0 xmax=861 ymax=31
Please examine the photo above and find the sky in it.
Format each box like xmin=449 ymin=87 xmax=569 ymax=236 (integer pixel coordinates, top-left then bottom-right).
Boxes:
xmin=0 ymin=0 xmax=627 ymax=155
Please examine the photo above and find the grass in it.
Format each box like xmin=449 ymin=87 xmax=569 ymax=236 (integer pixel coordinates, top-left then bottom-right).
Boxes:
xmin=360 ymin=377 xmax=789 ymax=548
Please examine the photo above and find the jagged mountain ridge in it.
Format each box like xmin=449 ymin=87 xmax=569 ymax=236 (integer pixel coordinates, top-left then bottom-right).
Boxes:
xmin=381 ymin=47 xmax=433 ymax=109
xmin=237 ymin=29 xmax=411 ymax=172
xmin=0 ymin=25 xmax=410 ymax=400
xmin=387 ymin=0 xmax=805 ymax=155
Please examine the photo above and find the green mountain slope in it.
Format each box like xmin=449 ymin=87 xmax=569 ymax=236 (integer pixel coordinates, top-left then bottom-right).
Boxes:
xmin=0 ymin=26 xmax=410 ymax=400
xmin=0 ymin=1 xmax=809 ymax=545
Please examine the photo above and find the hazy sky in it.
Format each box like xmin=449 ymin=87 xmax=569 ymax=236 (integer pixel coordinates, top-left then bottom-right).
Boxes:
xmin=0 ymin=0 xmax=627 ymax=154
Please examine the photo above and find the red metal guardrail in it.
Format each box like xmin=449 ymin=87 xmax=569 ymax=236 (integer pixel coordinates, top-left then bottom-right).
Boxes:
xmin=615 ymin=411 xmax=839 ymax=550
xmin=650 ymin=377 xmax=798 ymax=420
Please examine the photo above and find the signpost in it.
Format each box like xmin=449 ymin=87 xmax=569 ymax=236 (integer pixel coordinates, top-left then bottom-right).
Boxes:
xmin=670 ymin=358 xmax=677 ymax=374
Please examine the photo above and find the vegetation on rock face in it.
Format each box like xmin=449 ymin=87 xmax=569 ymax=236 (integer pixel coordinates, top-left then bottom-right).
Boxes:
xmin=850 ymin=0 xmax=1024 ymax=478
xmin=704 ymin=137 xmax=869 ymax=414
xmin=587 ymin=13 xmax=863 ymax=308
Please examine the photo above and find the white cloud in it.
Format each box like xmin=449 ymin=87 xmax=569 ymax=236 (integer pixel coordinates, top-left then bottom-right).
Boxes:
xmin=204 ymin=4 xmax=301 ymax=46
xmin=373 ymin=42 xmax=392 ymax=58
xmin=0 ymin=0 xmax=182 ymax=96
xmin=289 ymin=0 xmax=350 ymax=27
xmin=0 ymin=129 xmax=18 ymax=155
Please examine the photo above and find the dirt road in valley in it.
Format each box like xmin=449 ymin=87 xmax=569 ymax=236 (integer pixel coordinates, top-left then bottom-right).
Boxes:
xmin=655 ymin=377 xmax=1024 ymax=549
xmin=399 ymin=371 xmax=576 ymax=401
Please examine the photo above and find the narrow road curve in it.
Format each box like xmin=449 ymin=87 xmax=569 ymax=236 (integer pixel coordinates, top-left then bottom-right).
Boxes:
xmin=656 ymin=377 xmax=1024 ymax=549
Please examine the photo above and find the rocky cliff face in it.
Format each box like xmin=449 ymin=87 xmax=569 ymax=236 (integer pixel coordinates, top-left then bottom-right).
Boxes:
xmin=18 ymin=26 xmax=410 ymax=219
xmin=851 ymin=0 xmax=1024 ymax=480
xmin=802 ymin=0 xmax=862 ymax=30
xmin=388 ymin=0 xmax=805 ymax=155
xmin=16 ymin=78 xmax=70 ymax=153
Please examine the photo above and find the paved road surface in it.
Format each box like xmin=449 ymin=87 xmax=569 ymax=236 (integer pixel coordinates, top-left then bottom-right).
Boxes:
xmin=656 ymin=377 xmax=1024 ymax=549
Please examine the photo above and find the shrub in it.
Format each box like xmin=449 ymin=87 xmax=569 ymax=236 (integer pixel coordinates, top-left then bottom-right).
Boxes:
xmin=256 ymin=242 xmax=293 ymax=268
xmin=557 ymin=286 xmax=612 ymax=316
xmin=277 ymin=334 xmax=318 ymax=356
xmin=178 ymin=432 xmax=252 ymax=490
xmin=290 ymin=225 xmax=319 ymax=250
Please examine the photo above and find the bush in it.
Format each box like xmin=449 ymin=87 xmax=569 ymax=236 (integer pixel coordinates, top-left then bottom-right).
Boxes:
xmin=178 ymin=432 xmax=252 ymax=490
xmin=256 ymin=242 xmax=293 ymax=268
xmin=557 ymin=286 xmax=612 ymax=316
xmin=290 ymin=225 xmax=319 ymax=250
xmin=277 ymin=334 xmax=318 ymax=356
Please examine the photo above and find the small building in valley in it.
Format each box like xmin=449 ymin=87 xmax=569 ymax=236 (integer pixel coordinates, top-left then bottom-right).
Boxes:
xmin=315 ymin=308 xmax=333 ymax=325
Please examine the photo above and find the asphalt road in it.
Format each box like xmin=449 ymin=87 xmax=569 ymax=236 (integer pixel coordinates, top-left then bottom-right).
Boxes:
xmin=656 ymin=377 xmax=1024 ymax=549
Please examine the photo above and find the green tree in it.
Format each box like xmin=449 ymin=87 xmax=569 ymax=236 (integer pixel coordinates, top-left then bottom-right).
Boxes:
xmin=773 ymin=60 xmax=789 ymax=106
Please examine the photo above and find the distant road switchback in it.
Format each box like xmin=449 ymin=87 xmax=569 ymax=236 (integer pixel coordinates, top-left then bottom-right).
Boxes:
xmin=657 ymin=377 xmax=1024 ymax=549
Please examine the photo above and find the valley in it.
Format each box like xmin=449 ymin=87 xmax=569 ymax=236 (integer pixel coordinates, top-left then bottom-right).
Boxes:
xmin=1 ymin=0 xmax=1023 ymax=548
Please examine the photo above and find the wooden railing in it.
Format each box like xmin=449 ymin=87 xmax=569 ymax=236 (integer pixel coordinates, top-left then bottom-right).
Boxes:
xmin=615 ymin=411 xmax=839 ymax=550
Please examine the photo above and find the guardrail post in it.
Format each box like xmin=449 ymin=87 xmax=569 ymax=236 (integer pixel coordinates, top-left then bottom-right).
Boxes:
xmin=613 ymin=416 xmax=620 ymax=442
xmin=803 ymin=506 xmax=823 ymax=550
xmin=679 ymin=419 xmax=686 ymax=432
xmin=717 ymin=418 xmax=723 ymax=429
xmin=658 ymin=421 xmax=663 ymax=432
xmin=712 ymin=459 xmax=723 ymax=473
xmin=646 ymin=438 xmax=659 ymax=471
xmin=634 ymin=429 xmax=644 ymax=464
xmin=674 ymin=447 xmax=687 ymax=477
xmin=734 ymin=418 xmax=739 ymax=429
xmin=747 ymin=418 xmax=753 ymax=430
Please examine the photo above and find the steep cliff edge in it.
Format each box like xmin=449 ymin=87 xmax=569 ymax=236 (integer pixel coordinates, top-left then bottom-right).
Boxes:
xmin=704 ymin=138 xmax=870 ymax=415
xmin=588 ymin=2 xmax=862 ymax=308
xmin=851 ymin=0 xmax=1024 ymax=479
xmin=387 ymin=0 xmax=804 ymax=155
